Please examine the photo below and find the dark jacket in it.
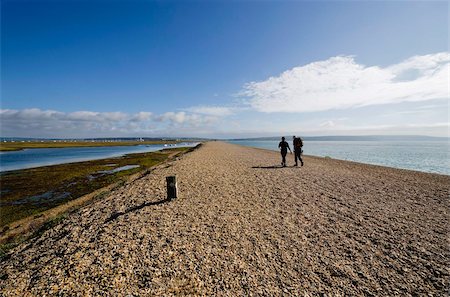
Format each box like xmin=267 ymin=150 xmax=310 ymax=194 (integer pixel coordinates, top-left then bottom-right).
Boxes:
xmin=278 ymin=141 xmax=290 ymax=153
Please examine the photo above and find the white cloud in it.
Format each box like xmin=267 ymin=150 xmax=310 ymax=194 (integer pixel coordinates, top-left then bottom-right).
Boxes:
xmin=66 ymin=111 xmax=100 ymax=121
xmin=131 ymin=112 xmax=153 ymax=122
xmin=0 ymin=108 xmax=218 ymax=138
xmin=319 ymin=120 xmax=335 ymax=128
xmin=156 ymin=111 xmax=218 ymax=127
xmin=157 ymin=112 xmax=188 ymax=124
xmin=183 ymin=106 xmax=234 ymax=116
xmin=1 ymin=108 xmax=64 ymax=121
xmin=241 ymin=52 xmax=449 ymax=113
xmin=64 ymin=111 xmax=128 ymax=122
xmin=100 ymin=112 xmax=128 ymax=121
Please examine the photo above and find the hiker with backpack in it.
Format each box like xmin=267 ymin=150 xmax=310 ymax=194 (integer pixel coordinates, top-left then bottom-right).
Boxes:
xmin=293 ymin=136 xmax=304 ymax=166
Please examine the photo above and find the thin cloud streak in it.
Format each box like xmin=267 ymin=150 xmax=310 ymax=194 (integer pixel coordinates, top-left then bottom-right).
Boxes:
xmin=183 ymin=106 xmax=235 ymax=117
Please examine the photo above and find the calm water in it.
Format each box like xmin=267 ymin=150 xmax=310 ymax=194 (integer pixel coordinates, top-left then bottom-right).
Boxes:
xmin=0 ymin=143 xmax=197 ymax=172
xmin=228 ymin=140 xmax=450 ymax=175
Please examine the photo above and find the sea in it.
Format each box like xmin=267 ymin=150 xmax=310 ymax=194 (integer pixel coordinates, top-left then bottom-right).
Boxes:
xmin=227 ymin=140 xmax=450 ymax=175
xmin=0 ymin=142 xmax=198 ymax=172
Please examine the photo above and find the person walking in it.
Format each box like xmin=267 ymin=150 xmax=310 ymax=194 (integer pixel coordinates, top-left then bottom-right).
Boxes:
xmin=278 ymin=137 xmax=291 ymax=167
xmin=292 ymin=135 xmax=304 ymax=166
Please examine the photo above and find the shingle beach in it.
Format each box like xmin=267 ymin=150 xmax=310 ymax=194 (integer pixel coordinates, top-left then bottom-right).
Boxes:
xmin=1 ymin=142 xmax=449 ymax=296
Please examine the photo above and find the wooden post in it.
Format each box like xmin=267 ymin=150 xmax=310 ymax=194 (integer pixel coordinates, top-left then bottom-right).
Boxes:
xmin=166 ymin=176 xmax=177 ymax=200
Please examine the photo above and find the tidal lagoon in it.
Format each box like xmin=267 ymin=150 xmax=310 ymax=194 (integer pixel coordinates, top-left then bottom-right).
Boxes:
xmin=0 ymin=142 xmax=197 ymax=172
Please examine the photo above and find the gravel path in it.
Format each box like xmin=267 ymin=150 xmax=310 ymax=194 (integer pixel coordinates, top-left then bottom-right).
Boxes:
xmin=1 ymin=142 xmax=449 ymax=296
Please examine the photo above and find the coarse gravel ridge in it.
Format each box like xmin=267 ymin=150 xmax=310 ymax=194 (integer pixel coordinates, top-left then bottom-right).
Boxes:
xmin=1 ymin=141 xmax=449 ymax=296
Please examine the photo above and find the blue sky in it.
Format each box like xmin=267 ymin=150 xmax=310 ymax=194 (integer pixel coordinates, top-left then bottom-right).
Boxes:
xmin=1 ymin=0 xmax=448 ymax=138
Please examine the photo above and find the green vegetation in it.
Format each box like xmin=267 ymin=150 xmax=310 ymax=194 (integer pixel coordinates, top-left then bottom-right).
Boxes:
xmin=0 ymin=140 xmax=179 ymax=151
xmin=0 ymin=147 xmax=190 ymax=227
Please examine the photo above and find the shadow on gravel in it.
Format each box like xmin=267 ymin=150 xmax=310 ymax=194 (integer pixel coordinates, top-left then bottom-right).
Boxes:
xmin=105 ymin=198 xmax=170 ymax=223
xmin=251 ymin=165 xmax=295 ymax=169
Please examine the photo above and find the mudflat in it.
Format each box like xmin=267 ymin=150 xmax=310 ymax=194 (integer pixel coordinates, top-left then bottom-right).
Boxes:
xmin=1 ymin=142 xmax=448 ymax=296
